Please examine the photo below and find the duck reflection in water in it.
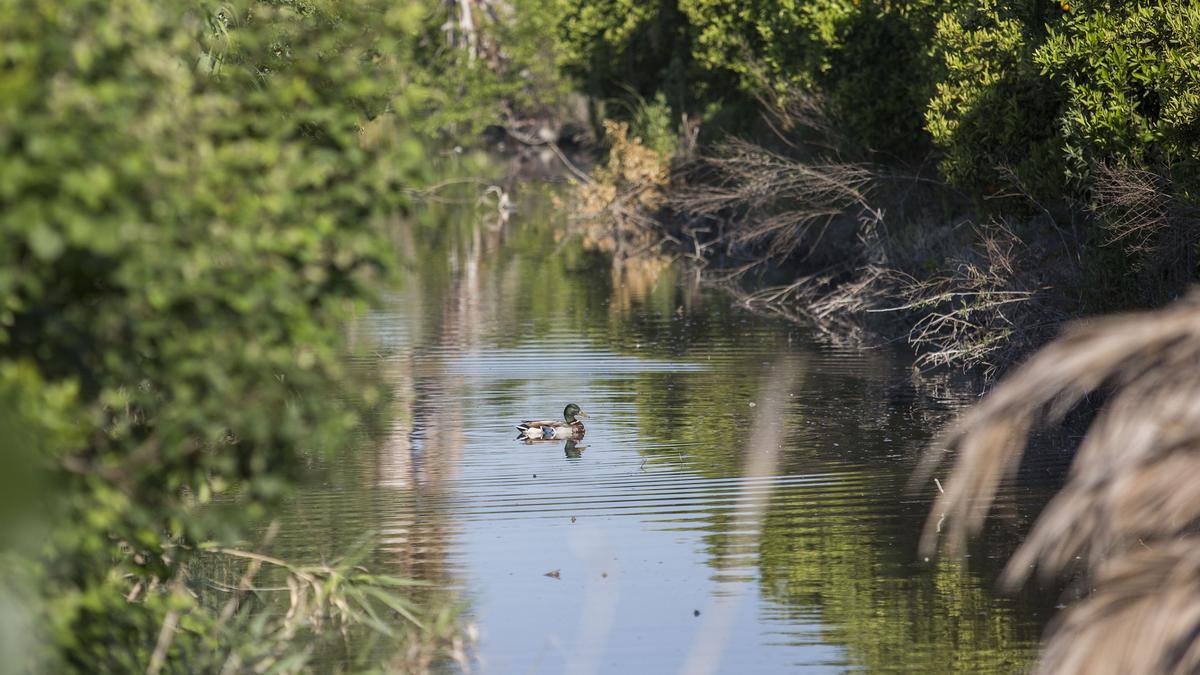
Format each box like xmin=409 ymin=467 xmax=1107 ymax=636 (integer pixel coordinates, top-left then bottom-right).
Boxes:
xmin=515 ymin=437 xmax=588 ymax=459
xmin=564 ymin=439 xmax=586 ymax=458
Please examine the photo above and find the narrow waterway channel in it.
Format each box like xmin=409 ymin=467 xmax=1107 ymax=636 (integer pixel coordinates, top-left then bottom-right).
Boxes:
xmin=274 ymin=188 xmax=1062 ymax=673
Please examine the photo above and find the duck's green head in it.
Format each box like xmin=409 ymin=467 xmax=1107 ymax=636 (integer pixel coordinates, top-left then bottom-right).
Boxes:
xmin=564 ymin=403 xmax=588 ymax=422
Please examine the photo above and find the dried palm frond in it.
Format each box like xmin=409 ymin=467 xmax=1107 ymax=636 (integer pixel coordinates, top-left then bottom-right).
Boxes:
xmin=1035 ymin=538 xmax=1200 ymax=675
xmin=917 ymin=290 xmax=1200 ymax=572
xmin=917 ymin=290 xmax=1200 ymax=673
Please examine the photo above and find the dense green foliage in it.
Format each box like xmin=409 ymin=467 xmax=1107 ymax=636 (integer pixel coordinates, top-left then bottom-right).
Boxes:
xmin=555 ymin=0 xmax=699 ymax=113
xmin=1036 ymin=2 xmax=1200 ymax=190
xmin=0 ymin=0 xmax=512 ymax=670
xmin=932 ymin=0 xmax=1200 ymax=197
xmin=413 ymin=0 xmax=570 ymax=135
xmin=926 ymin=1 xmax=1066 ymax=195
xmin=681 ymin=0 xmax=958 ymax=156
xmin=552 ymin=0 xmax=1199 ymax=202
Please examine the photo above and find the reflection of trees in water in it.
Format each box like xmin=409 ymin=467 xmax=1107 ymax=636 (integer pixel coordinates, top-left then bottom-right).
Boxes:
xmin=372 ymin=217 xmax=504 ymax=587
xmin=607 ymin=255 xmax=675 ymax=319
xmin=625 ymin=343 xmax=1043 ymax=670
xmin=366 ymin=192 xmax=708 ymax=598
xmin=755 ymin=493 xmax=1040 ymax=671
xmin=376 ymin=196 xmax=1046 ymax=669
xmin=374 ymin=353 xmax=462 ymax=588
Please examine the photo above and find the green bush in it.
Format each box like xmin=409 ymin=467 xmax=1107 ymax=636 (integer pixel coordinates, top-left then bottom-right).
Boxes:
xmin=1035 ymin=2 xmax=1200 ymax=192
xmin=925 ymin=1 xmax=1066 ymax=197
xmin=0 ymin=0 xmax=460 ymax=669
xmin=680 ymin=0 xmax=962 ymax=157
xmin=554 ymin=0 xmax=716 ymax=126
xmin=610 ymin=91 xmax=679 ymax=161
xmin=550 ymin=0 xmax=1198 ymax=205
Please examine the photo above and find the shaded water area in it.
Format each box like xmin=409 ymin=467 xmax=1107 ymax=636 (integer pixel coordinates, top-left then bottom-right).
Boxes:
xmin=274 ymin=188 xmax=1064 ymax=673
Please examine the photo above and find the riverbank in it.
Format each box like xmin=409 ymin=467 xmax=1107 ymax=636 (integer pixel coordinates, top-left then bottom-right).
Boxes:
xmin=533 ymin=5 xmax=1200 ymax=666
xmin=465 ymin=3 xmax=1200 ymax=671
xmin=541 ymin=0 xmax=1197 ymax=380
xmin=566 ymin=96 xmax=1195 ymax=381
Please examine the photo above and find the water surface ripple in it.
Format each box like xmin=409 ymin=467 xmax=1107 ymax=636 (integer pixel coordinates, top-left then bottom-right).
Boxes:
xmin=279 ymin=207 xmax=1063 ymax=673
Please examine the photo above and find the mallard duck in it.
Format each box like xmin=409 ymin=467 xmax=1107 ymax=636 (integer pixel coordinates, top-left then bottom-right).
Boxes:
xmin=516 ymin=403 xmax=588 ymax=440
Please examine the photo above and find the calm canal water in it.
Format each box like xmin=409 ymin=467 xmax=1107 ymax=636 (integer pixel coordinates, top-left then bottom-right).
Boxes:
xmin=275 ymin=189 xmax=1059 ymax=673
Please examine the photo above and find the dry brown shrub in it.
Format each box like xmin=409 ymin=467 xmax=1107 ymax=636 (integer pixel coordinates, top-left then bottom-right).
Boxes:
xmin=577 ymin=120 xmax=668 ymax=213
xmin=885 ymin=223 xmax=1040 ymax=376
xmin=1091 ymin=163 xmax=1174 ymax=256
xmin=671 ymin=138 xmax=873 ymax=260
xmin=1091 ymin=164 xmax=1200 ymax=302
xmin=575 ymin=120 xmax=671 ymax=260
xmin=917 ymin=291 xmax=1200 ymax=674
xmin=661 ymin=90 xmax=1054 ymax=373
xmin=757 ymin=90 xmax=843 ymax=149
xmin=672 ymin=138 xmax=1055 ymax=373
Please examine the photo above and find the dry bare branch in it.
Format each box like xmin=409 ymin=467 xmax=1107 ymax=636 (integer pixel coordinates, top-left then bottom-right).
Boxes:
xmin=885 ymin=223 xmax=1040 ymax=376
xmin=671 ymin=138 xmax=873 ymax=260
xmin=1090 ymin=163 xmax=1200 ymax=309
xmin=1091 ymin=163 xmax=1174 ymax=256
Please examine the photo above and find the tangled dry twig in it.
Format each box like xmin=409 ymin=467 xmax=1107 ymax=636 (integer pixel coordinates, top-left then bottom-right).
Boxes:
xmin=882 ymin=223 xmax=1042 ymax=376
xmin=672 ymin=138 xmax=873 ymax=261
xmin=1090 ymin=164 xmax=1200 ymax=303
